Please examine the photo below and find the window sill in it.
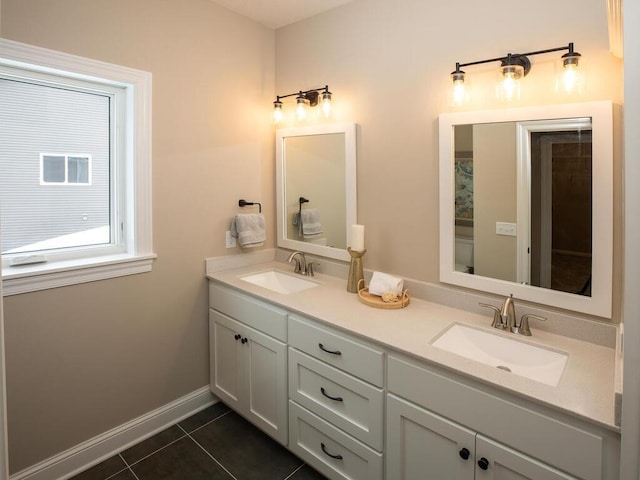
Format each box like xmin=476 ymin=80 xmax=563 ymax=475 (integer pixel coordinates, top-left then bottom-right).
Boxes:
xmin=2 ymin=253 xmax=157 ymax=295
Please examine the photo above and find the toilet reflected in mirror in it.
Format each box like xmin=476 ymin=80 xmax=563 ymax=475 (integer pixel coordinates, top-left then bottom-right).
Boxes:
xmin=455 ymin=236 xmax=474 ymax=274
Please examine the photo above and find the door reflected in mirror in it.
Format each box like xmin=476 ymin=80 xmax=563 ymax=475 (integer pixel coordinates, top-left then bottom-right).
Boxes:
xmin=454 ymin=121 xmax=593 ymax=297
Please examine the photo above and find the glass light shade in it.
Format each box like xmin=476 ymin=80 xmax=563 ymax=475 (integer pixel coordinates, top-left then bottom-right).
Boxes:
xmin=450 ymin=71 xmax=468 ymax=107
xmin=295 ymin=96 xmax=308 ymax=121
xmin=555 ymin=55 xmax=585 ymax=95
xmin=496 ymin=64 xmax=523 ymax=102
xmin=273 ymin=101 xmax=283 ymax=124
xmin=321 ymin=92 xmax=332 ymax=118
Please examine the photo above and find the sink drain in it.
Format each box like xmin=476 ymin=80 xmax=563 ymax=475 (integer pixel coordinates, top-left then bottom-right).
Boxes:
xmin=496 ymin=365 xmax=512 ymax=372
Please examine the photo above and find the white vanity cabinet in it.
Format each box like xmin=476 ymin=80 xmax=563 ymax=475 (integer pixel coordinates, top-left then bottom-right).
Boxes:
xmin=387 ymin=394 xmax=576 ymax=479
xmin=287 ymin=315 xmax=385 ymax=480
xmin=207 ymin=272 xmax=620 ymax=480
xmin=208 ymin=283 xmax=288 ymax=445
xmin=387 ymin=355 xmax=619 ymax=480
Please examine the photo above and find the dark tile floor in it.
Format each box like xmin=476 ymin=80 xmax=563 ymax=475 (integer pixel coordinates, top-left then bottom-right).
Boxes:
xmin=70 ymin=402 xmax=327 ymax=480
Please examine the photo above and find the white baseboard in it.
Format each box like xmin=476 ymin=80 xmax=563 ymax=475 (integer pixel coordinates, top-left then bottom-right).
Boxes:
xmin=11 ymin=386 xmax=217 ymax=480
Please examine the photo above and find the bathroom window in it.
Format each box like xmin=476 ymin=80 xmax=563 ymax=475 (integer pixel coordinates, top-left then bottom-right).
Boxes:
xmin=0 ymin=39 xmax=155 ymax=294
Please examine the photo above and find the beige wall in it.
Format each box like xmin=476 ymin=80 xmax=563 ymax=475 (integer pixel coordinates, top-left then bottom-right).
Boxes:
xmin=1 ymin=0 xmax=274 ymax=473
xmin=474 ymin=123 xmax=518 ymax=281
xmin=275 ymin=0 xmax=623 ymax=282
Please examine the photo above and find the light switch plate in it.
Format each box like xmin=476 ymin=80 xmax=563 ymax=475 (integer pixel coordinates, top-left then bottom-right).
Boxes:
xmin=496 ymin=222 xmax=517 ymax=236
xmin=225 ymin=231 xmax=237 ymax=248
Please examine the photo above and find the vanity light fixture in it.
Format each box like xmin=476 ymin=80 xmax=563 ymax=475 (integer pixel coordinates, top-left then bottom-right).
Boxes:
xmin=272 ymin=85 xmax=332 ymax=124
xmin=450 ymin=43 xmax=583 ymax=105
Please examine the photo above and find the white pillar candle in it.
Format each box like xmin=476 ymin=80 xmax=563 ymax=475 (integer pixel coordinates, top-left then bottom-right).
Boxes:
xmin=351 ymin=224 xmax=365 ymax=252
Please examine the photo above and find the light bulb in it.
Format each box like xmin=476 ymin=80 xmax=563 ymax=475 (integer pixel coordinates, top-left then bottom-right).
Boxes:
xmin=321 ymin=91 xmax=332 ymax=118
xmin=452 ymin=80 xmax=466 ymax=106
xmin=449 ymin=66 xmax=468 ymax=107
xmin=497 ymin=64 xmax=523 ymax=102
xmin=295 ymin=96 xmax=308 ymax=121
xmin=556 ymin=53 xmax=584 ymax=95
xmin=273 ymin=100 xmax=283 ymax=124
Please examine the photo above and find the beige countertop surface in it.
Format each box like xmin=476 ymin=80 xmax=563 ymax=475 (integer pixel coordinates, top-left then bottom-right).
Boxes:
xmin=207 ymin=262 xmax=619 ymax=433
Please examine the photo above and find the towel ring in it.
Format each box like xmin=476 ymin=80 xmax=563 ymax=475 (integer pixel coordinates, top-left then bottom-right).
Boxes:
xmin=298 ymin=197 xmax=309 ymax=215
xmin=238 ymin=199 xmax=262 ymax=213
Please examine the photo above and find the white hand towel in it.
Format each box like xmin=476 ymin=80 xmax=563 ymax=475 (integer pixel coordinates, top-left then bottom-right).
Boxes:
xmin=299 ymin=208 xmax=324 ymax=237
xmin=368 ymin=271 xmax=404 ymax=296
xmin=230 ymin=213 xmax=265 ymax=248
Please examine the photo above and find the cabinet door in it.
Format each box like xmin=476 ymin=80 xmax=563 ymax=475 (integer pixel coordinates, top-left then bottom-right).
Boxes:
xmin=475 ymin=435 xmax=577 ymax=480
xmin=209 ymin=311 xmax=243 ymax=410
xmin=386 ymin=394 xmax=475 ymax=480
xmin=243 ymin=323 xmax=288 ymax=445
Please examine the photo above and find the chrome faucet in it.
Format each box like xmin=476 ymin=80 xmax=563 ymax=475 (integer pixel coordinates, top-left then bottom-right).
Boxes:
xmin=479 ymin=294 xmax=547 ymax=336
xmin=500 ymin=294 xmax=516 ymax=331
xmin=287 ymin=251 xmax=307 ymax=274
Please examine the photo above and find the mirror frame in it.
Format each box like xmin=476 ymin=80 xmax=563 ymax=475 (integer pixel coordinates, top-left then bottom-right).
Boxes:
xmin=439 ymin=101 xmax=613 ymax=317
xmin=276 ymin=123 xmax=357 ymax=262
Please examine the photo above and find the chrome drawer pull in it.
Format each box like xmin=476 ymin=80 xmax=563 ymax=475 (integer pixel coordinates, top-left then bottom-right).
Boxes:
xmin=320 ymin=387 xmax=344 ymax=402
xmin=321 ymin=442 xmax=343 ymax=460
xmin=318 ymin=343 xmax=342 ymax=355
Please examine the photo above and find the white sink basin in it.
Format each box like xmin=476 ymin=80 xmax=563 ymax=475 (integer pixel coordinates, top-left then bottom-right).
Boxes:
xmin=431 ymin=323 xmax=568 ymax=386
xmin=240 ymin=270 xmax=319 ymax=295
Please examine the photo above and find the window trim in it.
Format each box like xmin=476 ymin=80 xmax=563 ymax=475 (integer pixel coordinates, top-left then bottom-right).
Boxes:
xmin=0 ymin=38 xmax=155 ymax=295
xmin=40 ymin=153 xmax=93 ymax=185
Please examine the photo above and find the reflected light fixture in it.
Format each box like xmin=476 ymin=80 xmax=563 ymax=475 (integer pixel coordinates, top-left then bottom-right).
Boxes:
xmin=272 ymin=85 xmax=332 ymax=124
xmin=450 ymin=43 xmax=582 ymax=105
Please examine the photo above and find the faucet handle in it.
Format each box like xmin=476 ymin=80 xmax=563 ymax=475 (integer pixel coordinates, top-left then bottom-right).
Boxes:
xmin=479 ymin=303 xmax=504 ymax=329
xmin=518 ymin=314 xmax=547 ymax=336
xmin=306 ymin=262 xmax=320 ymax=277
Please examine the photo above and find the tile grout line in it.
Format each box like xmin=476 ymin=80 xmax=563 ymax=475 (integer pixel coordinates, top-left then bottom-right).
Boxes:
xmin=117 ymin=453 xmax=141 ymax=480
xmin=103 ymin=408 xmax=233 ymax=479
xmin=117 ymin=434 xmax=187 ymax=472
xmin=103 ymin=465 xmax=131 ymax=480
xmin=283 ymin=462 xmax=306 ymax=480
xmin=188 ymin=409 xmax=233 ymax=435
xmin=177 ymin=423 xmax=239 ymax=480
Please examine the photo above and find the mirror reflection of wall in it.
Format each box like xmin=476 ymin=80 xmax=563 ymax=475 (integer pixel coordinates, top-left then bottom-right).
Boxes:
xmin=284 ymin=133 xmax=347 ymax=249
xmin=452 ymin=121 xmax=593 ymax=297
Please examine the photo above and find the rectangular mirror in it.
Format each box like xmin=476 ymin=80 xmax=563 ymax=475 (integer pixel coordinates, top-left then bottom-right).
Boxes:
xmin=276 ymin=123 xmax=357 ymax=262
xmin=439 ymin=102 xmax=613 ymax=317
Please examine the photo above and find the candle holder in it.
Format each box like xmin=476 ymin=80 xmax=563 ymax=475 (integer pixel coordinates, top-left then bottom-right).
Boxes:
xmin=347 ymin=247 xmax=367 ymax=293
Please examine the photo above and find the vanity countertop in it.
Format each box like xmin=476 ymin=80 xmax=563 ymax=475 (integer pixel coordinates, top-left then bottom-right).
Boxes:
xmin=207 ymin=262 xmax=618 ymax=432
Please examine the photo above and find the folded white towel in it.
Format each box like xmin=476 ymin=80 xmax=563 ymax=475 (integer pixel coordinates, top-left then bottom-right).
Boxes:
xmin=230 ymin=213 xmax=265 ymax=248
xmin=299 ymin=208 xmax=324 ymax=237
xmin=368 ymin=271 xmax=404 ymax=296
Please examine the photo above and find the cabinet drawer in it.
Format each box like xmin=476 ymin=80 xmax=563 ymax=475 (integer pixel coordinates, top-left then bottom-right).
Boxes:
xmin=289 ymin=315 xmax=384 ymax=386
xmin=289 ymin=348 xmax=384 ymax=450
xmin=209 ymin=282 xmax=287 ymax=341
xmin=288 ymin=401 xmax=383 ymax=480
xmin=388 ymin=355 xmax=603 ymax=480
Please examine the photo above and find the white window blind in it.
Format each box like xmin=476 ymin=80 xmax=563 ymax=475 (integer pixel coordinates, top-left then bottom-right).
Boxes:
xmin=0 ymin=78 xmax=110 ymax=253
